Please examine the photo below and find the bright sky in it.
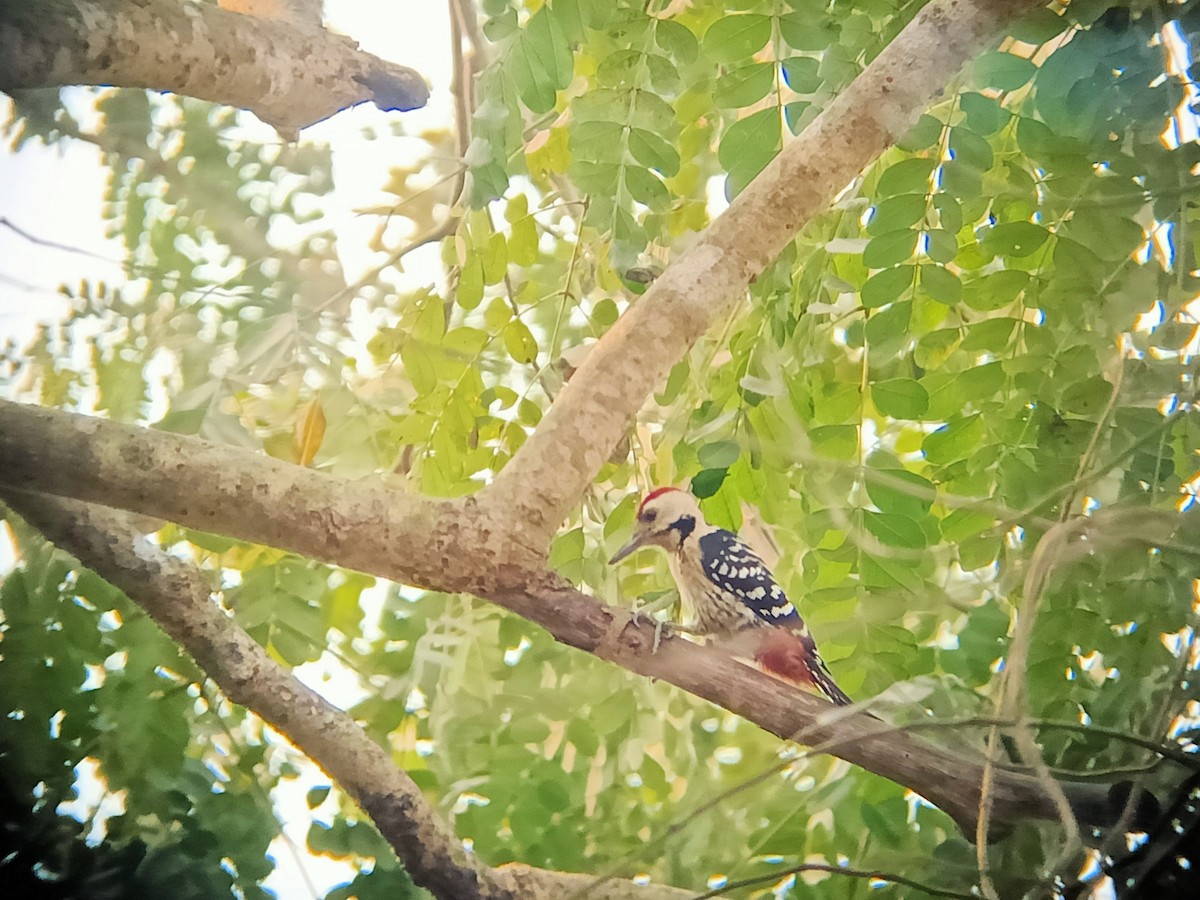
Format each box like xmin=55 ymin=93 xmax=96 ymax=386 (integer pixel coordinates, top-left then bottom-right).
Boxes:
xmin=0 ymin=0 xmax=454 ymax=344
xmin=0 ymin=3 xmax=456 ymax=896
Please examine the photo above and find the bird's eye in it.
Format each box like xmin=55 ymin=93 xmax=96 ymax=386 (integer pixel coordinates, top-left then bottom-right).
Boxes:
xmin=639 ymin=508 xmax=658 ymax=523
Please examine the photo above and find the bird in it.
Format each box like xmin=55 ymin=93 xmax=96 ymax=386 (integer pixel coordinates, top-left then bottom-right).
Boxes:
xmin=609 ymin=486 xmax=852 ymax=706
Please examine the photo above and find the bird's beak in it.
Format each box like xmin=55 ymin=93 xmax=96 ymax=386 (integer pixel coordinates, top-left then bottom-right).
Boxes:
xmin=608 ymin=530 xmax=650 ymax=565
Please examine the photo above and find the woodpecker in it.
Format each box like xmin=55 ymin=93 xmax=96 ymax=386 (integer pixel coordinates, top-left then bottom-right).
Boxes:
xmin=609 ymin=487 xmax=852 ymax=707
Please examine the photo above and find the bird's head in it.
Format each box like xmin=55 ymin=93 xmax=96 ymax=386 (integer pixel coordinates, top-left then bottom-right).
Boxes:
xmin=608 ymin=487 xmax=704 ymax=564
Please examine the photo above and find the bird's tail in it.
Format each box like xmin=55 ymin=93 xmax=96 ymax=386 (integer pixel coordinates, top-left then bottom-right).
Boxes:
xmin=753 ymin=626 xmax=853 ymax=707
xmin=807 ymin=656 xmax=853 ymax=707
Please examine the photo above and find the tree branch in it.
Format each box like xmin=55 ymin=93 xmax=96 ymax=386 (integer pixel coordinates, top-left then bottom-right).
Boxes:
xmin=0 ymin=398 xmax=1126 ymax=837
xmin=483 ymin=575 xmax=1122 ymax=839
xmin=479 ymin=0 xmax=1046 ymax=544
xmin=1 ymin=491 xmax=501 ymax=899
xmin=0 ymin=490 xmax=692 ymax=900
xmin=0 ymin=399 xmax=525 ymax=593
xmin=0 ymin=0 xmax=429 ymax=134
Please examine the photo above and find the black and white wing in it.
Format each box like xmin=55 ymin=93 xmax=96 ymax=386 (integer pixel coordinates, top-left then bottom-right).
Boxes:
xmin=697 ymin=530 xmax=801 ymax=627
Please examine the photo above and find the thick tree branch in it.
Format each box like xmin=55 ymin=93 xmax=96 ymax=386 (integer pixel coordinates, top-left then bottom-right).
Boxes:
xmin=485 ymin=576 xmax=1125 ymax=839
xmin=0 ymin=0 xmax=429 ymax=134
xmin=480 ymin=0 xmax=1047 ymax=544
xmin=0 ymin=399 xmax=1129 ymax=837
xmin=1 ymin=491 xmax=692 ymax=900
xmin=0 ymin=400 xmax=541 ymax=593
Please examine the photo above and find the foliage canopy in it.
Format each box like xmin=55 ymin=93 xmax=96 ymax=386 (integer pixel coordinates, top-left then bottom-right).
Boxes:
xmin=3 ymin=1 xmax=1200 ymax=897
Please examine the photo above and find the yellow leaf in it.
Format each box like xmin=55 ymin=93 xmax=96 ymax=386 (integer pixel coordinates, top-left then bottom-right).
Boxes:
xmin=293 ymin=399 xmax=327 ymax=468
xmin=218 ymin=0 xmax=289 ymax=19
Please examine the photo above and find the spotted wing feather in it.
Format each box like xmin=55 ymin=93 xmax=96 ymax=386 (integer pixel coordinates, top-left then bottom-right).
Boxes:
xmin=697 ymin=531 xmax=799 ymax=625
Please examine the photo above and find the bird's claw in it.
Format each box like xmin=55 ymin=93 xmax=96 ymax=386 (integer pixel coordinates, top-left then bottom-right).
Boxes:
xmin=631 ymin=605 xmax=671 ymax=653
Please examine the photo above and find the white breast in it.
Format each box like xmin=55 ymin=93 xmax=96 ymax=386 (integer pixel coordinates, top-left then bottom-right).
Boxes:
xmin=668 ymin=541 xmax=758 ymax=635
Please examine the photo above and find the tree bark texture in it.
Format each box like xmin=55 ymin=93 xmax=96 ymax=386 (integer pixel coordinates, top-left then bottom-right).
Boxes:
xmin=0 ymin=0 xmax=429 ymax=133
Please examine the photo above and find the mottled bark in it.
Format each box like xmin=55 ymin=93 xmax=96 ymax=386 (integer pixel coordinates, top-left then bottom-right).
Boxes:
xmin=0 ymin=400 xmax=527 ymax=594
xmin=0 ymin=0 xmax=428 ymax=134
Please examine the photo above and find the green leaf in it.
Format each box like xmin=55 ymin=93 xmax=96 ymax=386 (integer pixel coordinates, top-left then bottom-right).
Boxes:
xmin=860 ymin=551 xmax=923 ymax=591
xmin=482 ymin=232 xmax=508 ymax=285
xmin=778 ymin=11 xmax=836 ymax=51
xmin=401 ymin=343 xmax=438 ymax=395
xmin=948 ymin=127 xmax=993 ymax=171
xmin=865 ymin=511 xmax=927 ymax=549
xmin=715 ymin=63 xmax=774 ymax=108
xmin=862 ymin=265 xmax=915 ymax=308
xmin=863 ymin=230 xmax=918 ymax=268
xmin=589 ymin=691 xmax=630 ymax=736
xmin=974 ymin=51 xmax=1036 ymax=91
xmin=484 ymin=296 xmax=512 ymax=331
xmin=536 ymin=777 xmax=571 ymax=812
xmin=628 ymin=128 xmax=681 ymax=176
xmin=624 ymin=166 xmax=670 ymax=211
xmin=897 ymin=114 xmax=943 ymax=151
xmin=592 ymin=297 xmax=619 ymax=327
xmin=960 ymin=318 xmax=1018 ymax=352
xmin=571 ymin=160 xmax=621 ymax=195
xmin=866 ymin=465 xmax=935 ymax=517
xmin=941 ymin=508 xmax=995 ymax=542
xmin=718 ymin=108 xmax=781 ymax=174
xmin=958 ymin=534 xmax=1000 ymax=570
xmin=306 ymin=786 xmax=331 ymax=808
xmin=933 ymin=193 xmax=962 ymax=234
xmin=872 ymin=378 xmax=929 ymax=419
xmin=864 ymin=299 xmax=911 ymax=343
xmin=458 ymin=257 xmax=484 ymax=310
xmin=630 ymin=91 xmax=677 ymax=134
xmin=959 ymin=92 xmax=1009 ymax=135
xmin=923 ymin=229 xmax=957 ymax=264
xmin=698 ymin=440 xmax=740 ymax=468
xmin=982 ymin=221 xmax=1049 ymax=258
xmin=868 ymin=194 xmax=927 ymax=235
xmin=783 ymin=101 xmax=811 ymax=134
xmin=691 ymin=468 xmax=728 ymax=498
xmin=566 ymin=718 xmax=599 ymax=756
xmin=1061 ymin=375 xmax=1113 ymax=416
xmin=510 ymin=6 xmax=573 ymax=113
xmin=702 ymin=14 xmax=771 ymax=64
xmin=570 ymin=121 xmax=626 ymax=163
xmin=655 ymin=19 xmax=699 ymax=64
xmin=962 ymin=270 xmax=1030 ymax=311
xmin=876 ymin=158 xmax=936 ymax=197
xmin=809 ymin=425 xmax=858 ymax=459
xmin=957 ymin=361 xmax=1004 ymax=401
xmin=781 ymin=57 xmax=821 ymax=93
xmin=919 ymin=265 xmax=962 ymax=305
xmin=914 ymin=328 xmax=961 ymax=369
xmin=503 ymin=320 xmax=538 ymax=364
xmin=923 ymin=415 xmax=985 ymax=464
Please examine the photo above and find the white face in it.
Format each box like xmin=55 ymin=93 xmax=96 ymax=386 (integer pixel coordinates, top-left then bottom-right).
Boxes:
xmin=636 ymin=489 xmax=702 ymax=541
xmin=609 ymin=488 xmax=704 ymax=563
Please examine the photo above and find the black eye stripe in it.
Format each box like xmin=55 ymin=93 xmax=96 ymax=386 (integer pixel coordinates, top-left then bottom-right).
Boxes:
xmin=670 ymin=515 xmax=695 ymax=540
